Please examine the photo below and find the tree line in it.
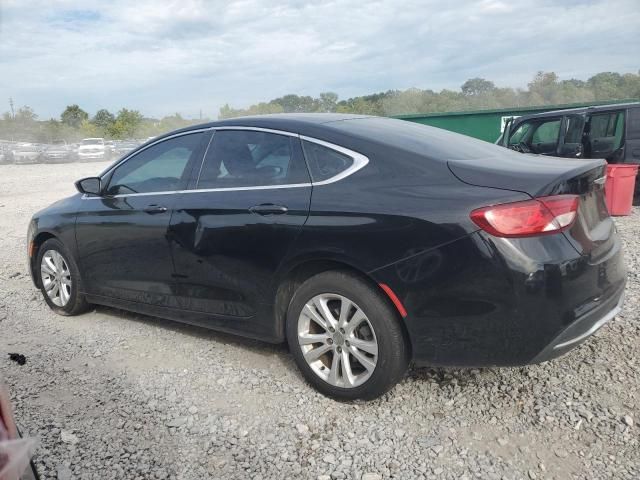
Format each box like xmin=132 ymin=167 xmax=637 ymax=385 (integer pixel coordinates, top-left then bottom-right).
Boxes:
xmin=219 ymin=71 xmax=640 ymax=118
xmin=2 ymin=70 xmax=638 ymax=143
xmin=0 ymin=104 xmax=206 ymax=143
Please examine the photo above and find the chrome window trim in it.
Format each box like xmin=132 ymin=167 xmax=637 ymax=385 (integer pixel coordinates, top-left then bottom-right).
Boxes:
xmin=211 ymin=126 xmax=299 ymax=137
xmin=98 ymin=127 xmax=213 ymax=178
xmin=81 ymin=182 xmax=311 ymax=199
xmin=299 ymin=135 xmax=369 ymax=186
xmin=194 ymin=131 xmax=216 ymax=189
xmin=82 ymin=126 xmax=369 ymax=200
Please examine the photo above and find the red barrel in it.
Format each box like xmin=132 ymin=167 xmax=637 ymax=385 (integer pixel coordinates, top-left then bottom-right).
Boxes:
xmin=604 ymin=164 xmax=639 ymax=216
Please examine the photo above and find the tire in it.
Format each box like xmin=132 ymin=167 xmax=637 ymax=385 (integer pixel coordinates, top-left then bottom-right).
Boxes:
xmin=286 ymin=270 xmax=409 ymax=400
xmin=36 ymin=238 xmax=90 ymax=316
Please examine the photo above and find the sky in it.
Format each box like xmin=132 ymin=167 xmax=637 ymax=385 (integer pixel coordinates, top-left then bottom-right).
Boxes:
xmin=0 ymin=0 xmax=639 ymax=120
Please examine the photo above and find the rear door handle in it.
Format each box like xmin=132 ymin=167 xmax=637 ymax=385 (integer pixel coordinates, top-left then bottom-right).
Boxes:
xmin=143 ymin=204 xmax=168 ymax=214
xmin=249 ymin=204 xmax=288 ymax=215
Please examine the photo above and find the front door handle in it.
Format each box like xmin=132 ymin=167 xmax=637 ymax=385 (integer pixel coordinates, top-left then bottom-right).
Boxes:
xmin=143 ymin=204 xmax=168 ymax=214
xmin=249 ymin=204 xmax=288 ymax=215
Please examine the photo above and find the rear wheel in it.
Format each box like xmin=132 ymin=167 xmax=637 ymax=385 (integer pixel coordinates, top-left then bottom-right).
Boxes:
xmin=37 ymin=238 xmax=89 ymax=316
xmin=286 ymin=271 xmax=409 ymax=400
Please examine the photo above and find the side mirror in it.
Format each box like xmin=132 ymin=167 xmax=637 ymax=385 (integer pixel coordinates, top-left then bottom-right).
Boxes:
xmin=75 ymin=177 xmax=102 ymax=196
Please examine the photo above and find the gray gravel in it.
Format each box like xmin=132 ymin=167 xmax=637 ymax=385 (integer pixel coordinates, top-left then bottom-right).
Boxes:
xmin=1 ymin=162 xmax=639 ymax=480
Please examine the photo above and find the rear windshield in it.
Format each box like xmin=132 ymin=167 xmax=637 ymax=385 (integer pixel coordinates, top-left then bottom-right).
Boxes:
xmin=330 ymin=117 xmax=509 ymax=161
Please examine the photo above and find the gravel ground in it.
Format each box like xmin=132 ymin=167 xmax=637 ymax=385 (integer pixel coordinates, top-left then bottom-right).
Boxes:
xmin=0 ymin=162 xmax=638 ymax=480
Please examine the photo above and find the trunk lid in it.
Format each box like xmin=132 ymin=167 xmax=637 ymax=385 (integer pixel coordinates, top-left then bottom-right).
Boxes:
xmin=448 ymin=152 xmax=614 ymax=257
xmin=448 ymin=152 xmax=605 ymax=197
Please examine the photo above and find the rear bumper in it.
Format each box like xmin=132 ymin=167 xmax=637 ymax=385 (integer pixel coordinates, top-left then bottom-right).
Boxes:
xmin=43 ymin=154 xmax=70 ymax=162
xmin=77 ymin=152 xmax=106 ymax=159
xmin=370 ymin=229 xmax=627 ymax=367
xmin=14 ymin=157 xmax=39 ymax=164
xmin=530 ymin=287 xmax=625 ymax=363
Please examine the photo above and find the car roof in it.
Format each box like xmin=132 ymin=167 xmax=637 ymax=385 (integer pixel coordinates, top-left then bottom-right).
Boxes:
xmin=163 ymin=113 xmax=511 ymax=163
xmin=169 ymin=113 xmax=373 ymax=136
xmin=514 ymin=101 xmax=640 ymax=121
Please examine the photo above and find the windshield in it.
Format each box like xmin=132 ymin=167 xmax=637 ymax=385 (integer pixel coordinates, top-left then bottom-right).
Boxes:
xmin=508 ymin=123 xmax=532 ymax=145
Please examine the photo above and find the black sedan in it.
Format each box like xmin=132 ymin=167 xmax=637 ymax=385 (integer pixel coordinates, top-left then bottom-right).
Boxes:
xmin=27 ymin=114 xmax=627 ymax=400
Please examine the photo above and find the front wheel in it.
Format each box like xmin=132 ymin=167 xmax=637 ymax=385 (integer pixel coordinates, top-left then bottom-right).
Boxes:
xmin=36 ymin=238 xmax=90 ymax=316
xmin=286 ymin=271 xmax=409 ymax=400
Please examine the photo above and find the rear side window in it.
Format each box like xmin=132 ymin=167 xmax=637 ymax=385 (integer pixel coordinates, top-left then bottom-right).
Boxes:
xmin=302 ymin=140 xmax=354 ymax=182
xmin=589 ymin=112 xmax=623 ymax=138
xmin=628 ymin=107 xmax=640 ymax=140
xmin=197 ymin=130 xmax=310 ymax=189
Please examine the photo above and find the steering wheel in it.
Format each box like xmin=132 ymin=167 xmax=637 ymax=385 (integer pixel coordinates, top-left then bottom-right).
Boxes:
xmin=510 ymin=142 xmax=531 ymax=154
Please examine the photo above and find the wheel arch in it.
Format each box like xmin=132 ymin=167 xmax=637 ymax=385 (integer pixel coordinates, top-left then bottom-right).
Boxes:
xmin=273 ymin=257 xmax=410 ymax=351
xmin=29 ymin=231 xmax=58 ymax=287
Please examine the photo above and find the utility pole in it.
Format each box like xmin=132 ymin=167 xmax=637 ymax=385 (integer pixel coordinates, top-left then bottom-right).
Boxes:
xmin=8 ymin=97 xmax=15 ymax=141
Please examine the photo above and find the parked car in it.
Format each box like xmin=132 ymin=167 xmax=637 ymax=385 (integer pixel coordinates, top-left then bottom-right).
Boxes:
xmin=10 ymin=144 xmax=42 ymax=164
xmin=27 ymin=114 xmax=627 ymax=400
xmin=111 ymin=140 xmax=139 ymax=159
xmin=104 ymin=141 xmax=116 ymax=157
xmin=42 ymin=141 xmax=72 ymax=164
xmin=77 ymin=138 xmax=107 ymax=161
xmin=0 ymin=144 xmax=8 ymax=164
xmin=497 ymin=102 xmax=640 ymax=202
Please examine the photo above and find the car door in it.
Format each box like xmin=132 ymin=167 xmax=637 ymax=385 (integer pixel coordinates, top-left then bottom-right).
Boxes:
xmin=557 ymin=114 xmax=586 ymax=157
xmin=528 ymin=117 xmax=561 ymax=155
xmin=168 ymin=128 xmax=312 ymax=338
xmin=624 ymin=106 xmax=640 ymax=163
xmin=75 ymin=130 xmax=209 ymax=306
xmin=587 ymin=110 xmax=625 ymax=160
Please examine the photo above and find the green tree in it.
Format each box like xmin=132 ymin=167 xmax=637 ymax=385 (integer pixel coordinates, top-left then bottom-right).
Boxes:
xmin=272 ymin=94 xmax=319 ymax=113
xmin=527 ymin=71 xmax=563 ymax=104
xmin=60 ymin=104 xmax=89 ymax=128
xmin=461 ymin=78 xmax=496 ymax=96
xmin=219 ymin=101 xmax=284 ymax=119
xmin=108 ymin=108 xmax=143 ymax=139
xmin=318 ymin=92 xmax=339 ymax=112
xmin=80 ymin=119 xmax=101 ymax=138
xmin=15 ymin=105 xmax=37 ymax=122
xmin=587 ymin=72 xmax=624 ymax=100
xmin=92 ymin=109 xmax=115 ymax=130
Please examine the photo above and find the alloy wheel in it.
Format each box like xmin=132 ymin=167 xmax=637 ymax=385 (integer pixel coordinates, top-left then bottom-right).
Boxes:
xmin=40 ymin=249 xmax=72 ymax=307
xmin=297 ymin=293 xmax=378 ymax=388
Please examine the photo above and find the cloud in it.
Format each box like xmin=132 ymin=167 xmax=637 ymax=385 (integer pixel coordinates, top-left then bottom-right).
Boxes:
xmin=0 ymin=0 xmax=638 ymax=119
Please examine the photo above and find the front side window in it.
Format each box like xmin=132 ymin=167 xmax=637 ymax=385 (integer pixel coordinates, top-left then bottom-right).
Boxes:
xmin=302 ymin=140 xmax=354 ymax=182
xmin=563 ymin=115 xmax=585 ymax=144
xmin=197 ymin=130 xmax=309 ymax=188
xmin=531 ymin=119 xmax=561 ymax=144
xmin=106 ymin=132 xmax=204 ymax=195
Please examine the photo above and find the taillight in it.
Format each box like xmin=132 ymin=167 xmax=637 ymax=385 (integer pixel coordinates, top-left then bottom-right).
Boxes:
xmin=470 ymin=195 xmax=579 ymax=238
